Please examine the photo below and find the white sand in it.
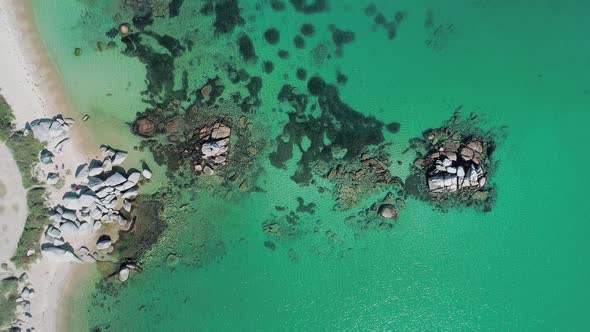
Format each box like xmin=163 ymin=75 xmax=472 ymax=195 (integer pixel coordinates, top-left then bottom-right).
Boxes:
xmin=0 ymin=1 xmax=98 ymax=331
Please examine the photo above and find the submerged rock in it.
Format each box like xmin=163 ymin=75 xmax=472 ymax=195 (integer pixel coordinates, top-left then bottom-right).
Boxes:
xmin=378 ymin=204 xmax=399 ymax=219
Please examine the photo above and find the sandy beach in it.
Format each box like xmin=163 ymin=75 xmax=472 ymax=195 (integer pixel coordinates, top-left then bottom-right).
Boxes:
xmin=0 ymin=1 xmax=97 ymax=331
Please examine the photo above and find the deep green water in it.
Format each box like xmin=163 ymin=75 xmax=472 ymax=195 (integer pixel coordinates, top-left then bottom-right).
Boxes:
xmin=32 ymin=0 xmax=590 ymax=330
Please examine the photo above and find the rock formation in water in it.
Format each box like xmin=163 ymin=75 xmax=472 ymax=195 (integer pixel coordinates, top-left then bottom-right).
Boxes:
xmin=406 ymin=112 xmax=500 ymax=211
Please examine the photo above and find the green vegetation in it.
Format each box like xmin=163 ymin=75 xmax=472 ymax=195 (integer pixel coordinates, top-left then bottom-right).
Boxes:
xmin=0 ymin=95 xmax=15 ymax=141
xmin=0 ymin=277 xmax=18 ymax=329
xmin=0 ymin=94 xmax=50 ymax=268
xmin=11 ymin=187 xmax=50 ymax=268
xmin=5 ymin=133 xmax=44 ymax=189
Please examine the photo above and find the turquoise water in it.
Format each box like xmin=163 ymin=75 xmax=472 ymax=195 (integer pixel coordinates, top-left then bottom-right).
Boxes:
xmin=33 ymin=0 xmax=590 ymax=330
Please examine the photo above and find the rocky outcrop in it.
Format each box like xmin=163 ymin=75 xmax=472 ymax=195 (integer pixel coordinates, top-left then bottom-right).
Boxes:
xmin=26 ymin=116 xmax=73 ymax=151
xmin=40 ymin=145 xmax=153 ymax=264
xmin=424 ymin=137 xmax=487 ymax=195
xmin=193 ymin=122 xmax=231 ymax=176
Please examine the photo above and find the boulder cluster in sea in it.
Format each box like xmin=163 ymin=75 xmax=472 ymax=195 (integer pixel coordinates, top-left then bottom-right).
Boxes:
xmin=193 ymin=121 xmax=232 ymax=176
xmin=407 ymin=112 xmax=498 ymax=210
xmin=424 ymin=137 xmax=487 ymax=195
xmin=40 ymin=145 xmax=152 ymax=265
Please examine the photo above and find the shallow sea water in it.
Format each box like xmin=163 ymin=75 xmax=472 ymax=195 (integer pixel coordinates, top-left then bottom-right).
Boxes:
xmin=33 ymin=0 xmax=590 ymax=330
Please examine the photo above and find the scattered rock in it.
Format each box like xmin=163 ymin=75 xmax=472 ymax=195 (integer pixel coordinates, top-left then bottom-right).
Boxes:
xmin=96 ymin=235 xmax=112 ymax=250
xmin=47 ymin=173 xmax=60 ymax=185
xmin=378 ymin=204 xmax=399 ymax=219
xmin=40 ymin=149 xmax=54 ymax=164
xmin=118 ymin=267 xmax=130 ymax=282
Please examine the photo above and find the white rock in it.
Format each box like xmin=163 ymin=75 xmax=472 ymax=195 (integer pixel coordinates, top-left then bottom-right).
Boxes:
xmin=122 ymin=187 xmax=138 ymax=199
xmin=62 ymin=195 xmax=81 ymax=210
xmin=118 ymin=267 xmax=130 ymax=282
xmin=457 ymin=166 xmax=465 ymax=178
xmin=203 ymin=165 xmax=214 ymax=176
xmin=446 ymin=167 xmax=457 ymax=174
xmin=79 ymin=222 xmax=91 ymax=235
xmin=201 ymin=142 xmax=222 ymax=157
xmin=96 ymin=187 xmax=114 ymax=199
xmin=88 ymin=177 xmax=105 ymax=191
xmin=47 ymin=173 xmax=60 ymax=185
xmin=128 ymin=172 xmax=141 ymax=184
xmin=41 ymin=246 xmax=80 ymax=263
xmin=100 ymin=145 xmax=116 ymax=158
xmin=105 ymin=173 xmax=127 ymax=187
xmin=53 ymin=238 xmax=65 ymax=246
xmin=61 ymin=211 xmax=77 ymax=222
xmin=79 ymin=194 xmax=97 ymax=207
xmin=142 ymin=168 xmax=152 ymax=180
xmin=102 ymin=157 xmax=113 ymax=172
xmin=112 ymin=151 xmax=128 ymax=166
xmin=26 ymin=249 xmax=35 ymax=257
xmin=60 ymin=221 xmax=79 ymax=234
xmin=96 ymin=236 xmax=112 ymax=250
xmin=116 ymin=181 xmax=135 ymax=192
xmin=93 ymin=220 xmax=102 ymax=230
xmin=123 ymin=200 xmax=132 ymax=212
xmin=46 ymin=227 xmax=61 ymax=239
xmin=442 ymin=158 xmax=452 ymax=167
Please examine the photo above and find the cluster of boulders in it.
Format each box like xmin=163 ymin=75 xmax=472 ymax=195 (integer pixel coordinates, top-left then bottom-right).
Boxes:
xmin=27 ymin=116 xmax=73 ymax=152
xmin=193 ymin=122 xmax=231 ymax=176
xmin=40 ymin=145 xmax=152 ymax=263
xmin=423 ymin=138 xmax=487 ymax=195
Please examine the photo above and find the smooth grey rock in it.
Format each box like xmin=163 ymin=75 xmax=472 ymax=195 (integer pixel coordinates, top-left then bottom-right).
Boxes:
xmin=112 ymin=151 xmax=128 ymax=166
xmin=62 ymin=194 xmax=81 ymax=210
xmin=61 ymin=210 xmax=77 ymax=222
xmin=142 ymin=168 xmax=152 ymax=180
xmin=60 ymin=221 xmax=78 ymax=234
xmin=79 ymin=194 xmax=97 ymax=207
xmin=46 ymin=227 xmax=61 ymax=239
xmin=128 ymin=172 xmax=141 ymax=184
xmin=40 ymin=149 xmax=54 ymax=164
xmin=105 ymin=173 xmax=127 ymax=187
xmin=122 ymin=187 xmax=138 ymax=199
xmin=96 ymin=236 xmax=112 ymax=250
xmin=118 ymin=267 xmax=130 ymax=282
xmin=87 ymin=177 xmax=105 ymax=191
xmin=41 ymin=246 xmax=80 ymax=263
xmin=102 ymin=157 xmax=113 ymax=172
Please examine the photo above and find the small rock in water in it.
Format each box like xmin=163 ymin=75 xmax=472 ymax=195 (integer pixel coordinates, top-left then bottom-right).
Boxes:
xmin=118 ymin=267 xmax=130 ymax=282
xmin=378 ymin=204 xmax=399 ymax=219
xmin=142 ymin=168 xmax=153 ymax=179
xmin=74 ymin=48 xmax=82 ymax=56
xmin=82 ymin=114 xmax=90 ymax=121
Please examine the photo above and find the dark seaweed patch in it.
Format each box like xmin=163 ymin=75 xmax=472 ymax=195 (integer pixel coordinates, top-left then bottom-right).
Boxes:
xmin=336 ymin=71 xmax=347 ymax=85
xmin=132 ymin=12 xmax=154 ymax=30
xmin=263 ymin=61 xmax=275 ymax=74
xmin=307 ymin=76 xmax=326 ymax=96
xmin=213 ymin=0 xmax=244 ymax=34
xmin=331 ymin=27 xmax=355 ymax=48
xmin=296 ymin=197 xmax=316 ymax=214
xmin=289 ymin=0 xmax=329 ymax=14
xmin=142 ymin=31 xmax=185 ymax=57
xmin=271 ymin=77 xmax=385 ymax=184
xmin=271 ymin=0 xmax=286 ymax=11
xmin=227 ymin=65 xmax=250 ymax=84
xmin=300 ymin=24 xmax=315 ymax=36
xmin=365 ymin=4 xmax=377 ymax=16
xmin=296 ymin=68 xmax=307 ymax=81
xmin=278 ymin=50 xmax=289 ymax=59
xmin=121 ymin=33 xmax=187 ymax=103
xmin=237 ymin=34 xmax=257 ymax=62
xmin=386 ymin=122 xmax=401 ymax=133
xmin=169 ymin=0 xmax=184 ymax=17
xmin=294 ymin=35 xmax=305 ymax=49
xmin=264 ymin=28 xmax=280 ymax=45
